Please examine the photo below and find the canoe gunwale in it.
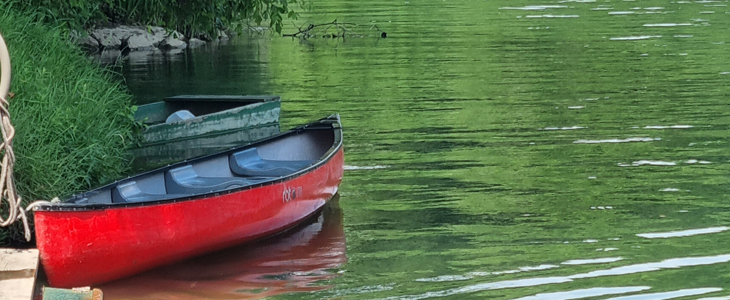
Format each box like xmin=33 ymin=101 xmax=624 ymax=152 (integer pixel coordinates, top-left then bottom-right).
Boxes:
xmin=135 ymin=95 xmax=281 ymax=126
xmin=137 ymin=98 xmax=281 ymax=144
xmin=34 ymin=115 xmax=343 ymax=212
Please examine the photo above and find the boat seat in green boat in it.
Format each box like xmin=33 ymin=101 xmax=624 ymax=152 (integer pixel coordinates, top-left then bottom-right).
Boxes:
xmin=229 ymin=148 xmax=314 ymax=177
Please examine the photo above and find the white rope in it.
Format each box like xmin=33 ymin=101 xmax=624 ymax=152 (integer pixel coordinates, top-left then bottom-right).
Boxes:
xmin=0 ymin=31 xmax=57 ymax=241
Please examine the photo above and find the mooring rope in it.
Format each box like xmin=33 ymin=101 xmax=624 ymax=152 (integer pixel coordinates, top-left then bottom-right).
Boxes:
xmin=0 ymin=31 xmax=57 ymax=241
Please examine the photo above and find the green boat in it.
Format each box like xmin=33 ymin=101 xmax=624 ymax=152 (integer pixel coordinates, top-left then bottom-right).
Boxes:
xmin=131 ymin=95 xmax=281 ymax=170
xmin=134 ymin=95 xmax=281 ymax=145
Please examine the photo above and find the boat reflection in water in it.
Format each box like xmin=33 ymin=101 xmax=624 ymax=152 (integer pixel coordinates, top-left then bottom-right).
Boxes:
xmin=100 ymin=195 xmax=346 ymax=299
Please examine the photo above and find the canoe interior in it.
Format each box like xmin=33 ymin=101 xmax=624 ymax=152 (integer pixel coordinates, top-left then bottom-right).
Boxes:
xmin=67 ymin=119 xmax=337 ymax=206
xmin=135 ymin=95 xmax=280 ymax=125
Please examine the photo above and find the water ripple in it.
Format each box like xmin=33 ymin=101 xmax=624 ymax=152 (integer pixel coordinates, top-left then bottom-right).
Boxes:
xmin=344 ymin=165 xmax=390 ymax=170
xmin=540 ymin=126 xmax=586 ymax=131
xmin=699 ymin=295 xmax=730 ymax=300
xmin=415 ymin=265 xmax=558 ymax=283
xmin=392 ymin=255 xmax=730 ymax=300
xmin=610 ymin=35 xmax=662 ymax=41
xmin=514 ymin=286 xmax=650 ymax=300
xmin=636 ymin=226 xmax=729 ymax=239
xmin=643 ymin=23 xmax=692 ymax=27
xmin=684 ymin=159 xmax=711 ymax=164
xmin=562 ymin=257 xmax=623 ymax=265
xmin=643 ymin=125 xmax=693 ymax=129
xmin=618 ymin=160 xmax=676 ymax=167
xmin=525 ymin=15 xmax=580 ymax=18
xmin=605 ymin=288 xmax=722 ymax=300
xmin=574 ymin=137 xmax=660 ymax=144
xmin=569 ymin=254 xmax=730 ymax=279
xmin=499 ymin=5 xmax=568 ymax=10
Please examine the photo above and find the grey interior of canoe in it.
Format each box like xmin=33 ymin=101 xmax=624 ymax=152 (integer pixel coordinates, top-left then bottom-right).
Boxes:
xmin=73 ymin=129 xmax=335 ymax=204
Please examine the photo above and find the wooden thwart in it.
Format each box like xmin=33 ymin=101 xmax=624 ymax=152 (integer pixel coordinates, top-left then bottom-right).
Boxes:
xmin=0 ymin=248 xmax=38 ymax=300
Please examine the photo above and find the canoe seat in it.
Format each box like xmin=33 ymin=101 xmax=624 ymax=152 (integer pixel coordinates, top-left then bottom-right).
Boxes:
xmin=165 ymin=165 xmax=255 ymax=195
xmin=112 ymin=181 xmax=184 ymax=203
xmin=229 ymin=148 xmax=314 ymax=177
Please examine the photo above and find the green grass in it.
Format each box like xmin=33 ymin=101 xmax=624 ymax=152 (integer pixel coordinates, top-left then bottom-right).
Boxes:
xmin=0 ymin=7 xmax=137 ymax=244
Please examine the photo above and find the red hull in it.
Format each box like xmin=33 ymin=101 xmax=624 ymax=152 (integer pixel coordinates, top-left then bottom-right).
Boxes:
xmin=100 ymin=197 xmax=346 ymax=300
xmin=34 ymin=148 xmax=343 ymax=288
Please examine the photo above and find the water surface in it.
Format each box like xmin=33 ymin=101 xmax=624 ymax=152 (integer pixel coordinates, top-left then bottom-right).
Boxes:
xmin=105 ymin=0 xmax=730 ymax=299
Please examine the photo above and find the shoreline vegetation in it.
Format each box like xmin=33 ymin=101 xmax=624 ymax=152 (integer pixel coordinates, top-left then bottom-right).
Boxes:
xmin=11 ymin=0 xmax=302 ymax=54
xmin=0 ymin=0 xmax=298 ymax=245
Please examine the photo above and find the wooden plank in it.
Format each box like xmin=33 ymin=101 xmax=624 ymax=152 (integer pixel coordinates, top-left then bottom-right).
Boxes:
xmin=42 ymin=288 xmax=102 ymax=300
xmin=0 ymin=248 xmax=38 ymax=300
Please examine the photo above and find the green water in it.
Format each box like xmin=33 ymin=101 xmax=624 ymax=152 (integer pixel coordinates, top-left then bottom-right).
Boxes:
xmin=112 ymin=0 xmax=730 ymax=299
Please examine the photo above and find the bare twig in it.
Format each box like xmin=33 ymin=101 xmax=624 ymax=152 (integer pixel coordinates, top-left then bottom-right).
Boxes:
xmin=284 ymin=19 xmax=373 ymax=40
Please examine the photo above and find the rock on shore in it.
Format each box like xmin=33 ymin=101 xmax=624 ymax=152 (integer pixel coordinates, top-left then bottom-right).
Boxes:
xmin=77 ymin=26 xmax=208 ymax=53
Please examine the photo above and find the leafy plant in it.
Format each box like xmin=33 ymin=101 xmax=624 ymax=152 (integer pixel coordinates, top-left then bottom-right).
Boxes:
xmin=6 ymin=0 xmax=302 ymax=38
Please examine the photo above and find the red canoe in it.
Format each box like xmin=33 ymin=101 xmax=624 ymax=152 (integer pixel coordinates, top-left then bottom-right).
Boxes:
xmin=33 ymin=115 xmax=344 ymax=288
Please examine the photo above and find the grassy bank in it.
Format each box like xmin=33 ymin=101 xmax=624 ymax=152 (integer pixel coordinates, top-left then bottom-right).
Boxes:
xmin=0 ymin=7 xmax=137 ymax=244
